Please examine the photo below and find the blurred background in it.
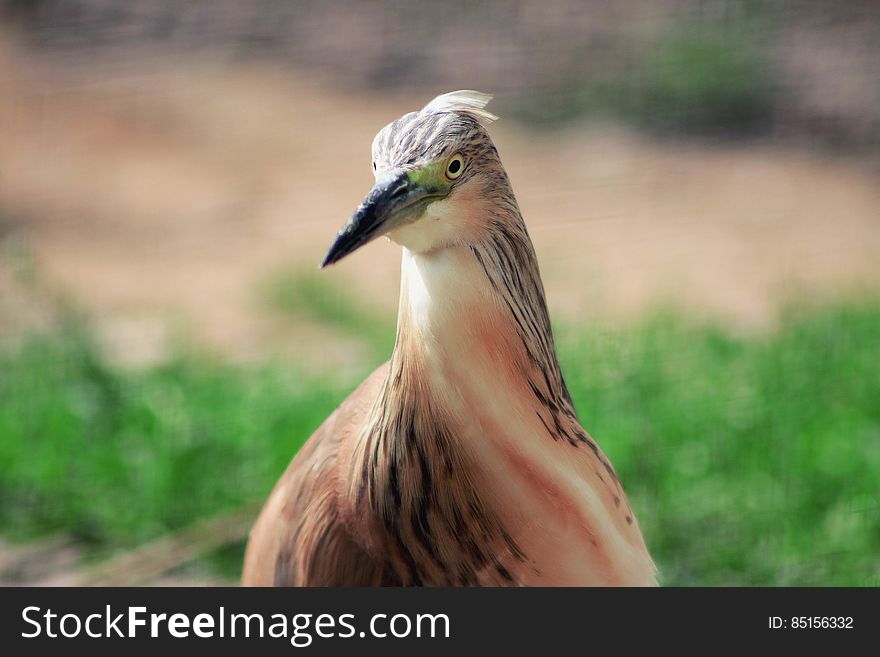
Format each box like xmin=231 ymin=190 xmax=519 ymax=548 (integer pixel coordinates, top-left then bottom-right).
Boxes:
xmin=1 ymin=0 xmax=878 ymax=585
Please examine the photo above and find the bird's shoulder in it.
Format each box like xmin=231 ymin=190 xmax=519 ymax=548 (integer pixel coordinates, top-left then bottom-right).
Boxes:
xmin=242 ymin=361 xmax=390 ymax=585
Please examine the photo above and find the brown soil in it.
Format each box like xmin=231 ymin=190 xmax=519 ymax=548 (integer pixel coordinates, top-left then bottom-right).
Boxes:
xmin=1 ymin=38 xmax=879 ymax=371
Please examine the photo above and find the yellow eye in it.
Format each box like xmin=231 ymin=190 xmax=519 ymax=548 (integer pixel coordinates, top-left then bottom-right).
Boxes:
xmin=445 ymin=154 xmax=464 ymax=180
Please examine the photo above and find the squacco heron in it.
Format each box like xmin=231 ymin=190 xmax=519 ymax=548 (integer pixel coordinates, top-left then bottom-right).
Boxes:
xmin=243 ymin=91 xmax=656 ymax=586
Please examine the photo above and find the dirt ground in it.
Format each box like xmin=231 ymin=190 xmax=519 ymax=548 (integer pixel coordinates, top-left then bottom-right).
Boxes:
xmin=1 ymin=37 xmax=879 ymax=371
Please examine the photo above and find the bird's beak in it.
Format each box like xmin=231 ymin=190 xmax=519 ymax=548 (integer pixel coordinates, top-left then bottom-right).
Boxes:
xmin=321 ymin=169 xmax=439 ymax=267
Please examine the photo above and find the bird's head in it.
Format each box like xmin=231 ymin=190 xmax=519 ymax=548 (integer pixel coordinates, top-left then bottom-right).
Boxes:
xmin=321 ymin=90 xmax=504 ymax=267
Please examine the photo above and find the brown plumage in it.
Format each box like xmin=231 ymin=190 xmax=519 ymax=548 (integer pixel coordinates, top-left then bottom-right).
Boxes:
xmin=243 ymin=91 xmax=656 ymax=586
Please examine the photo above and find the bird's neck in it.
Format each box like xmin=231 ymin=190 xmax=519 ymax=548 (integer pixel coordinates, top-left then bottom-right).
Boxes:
xmin=350 ymin=220 xmax=578 ymax=584
xmin=386 ymin=216 xmax=576 ymax=433
xmin=350 ymin=215 xmax=648 ymax=585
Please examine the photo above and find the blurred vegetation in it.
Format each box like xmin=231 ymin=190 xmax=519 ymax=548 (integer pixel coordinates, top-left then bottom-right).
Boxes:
xmin=1 ymin=294 xmax=878 ymax=584
xmin=0 ymin=318 xmax=345 ymax=546
xmin=629 ymin=27 xmax=774 ymax=134
xmin=266 ymin=269 xmax=395 ymax=357
xmin=4 ymin=0 xmax=879 ymax=146
xmin=559 ymin=301 xmax=880 ymax=585
xmin=513 ymin=24 xmax=775 ymax=136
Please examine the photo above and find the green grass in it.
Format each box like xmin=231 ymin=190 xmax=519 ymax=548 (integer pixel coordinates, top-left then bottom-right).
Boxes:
xmin=559 ymin=303 xmax=880 ymax=585
xmin=0 ymin=321 xmax=347 ymax=546
xmin=1 ymin=299 xmax=878 ymax=585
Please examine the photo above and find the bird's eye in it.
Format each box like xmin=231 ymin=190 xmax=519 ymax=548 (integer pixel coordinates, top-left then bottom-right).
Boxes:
xmin=445 ymin=155 xmax=464 ymax=180
xmin=372 ymin=161 xmax=377 ymax=171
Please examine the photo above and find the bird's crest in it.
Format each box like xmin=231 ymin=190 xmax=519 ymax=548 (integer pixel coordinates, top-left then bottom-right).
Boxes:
xmin=421 ymin=90 xmax=498 ymax=125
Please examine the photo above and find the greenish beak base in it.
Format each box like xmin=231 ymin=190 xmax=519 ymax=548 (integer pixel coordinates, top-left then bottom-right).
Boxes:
xmin=321 ymin=170 xmax=443 ymax=267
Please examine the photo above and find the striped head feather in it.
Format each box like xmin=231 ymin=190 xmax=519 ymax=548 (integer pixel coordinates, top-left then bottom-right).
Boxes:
xmin=360 ymin=91 xmax=515 ymax=255
xmin=420 ymin=90 xmax=499 ymax=125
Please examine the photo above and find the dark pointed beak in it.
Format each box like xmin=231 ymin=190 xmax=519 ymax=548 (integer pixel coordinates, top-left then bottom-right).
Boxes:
xmin=321 ymin=170 xmax=436 ymax=268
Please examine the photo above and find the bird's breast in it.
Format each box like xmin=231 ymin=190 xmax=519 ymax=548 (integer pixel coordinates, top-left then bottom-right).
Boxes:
xmin=395 ymin=323 xmax=652 ymax=584
xmin=427 ymin=355 xmax=656 ymax=586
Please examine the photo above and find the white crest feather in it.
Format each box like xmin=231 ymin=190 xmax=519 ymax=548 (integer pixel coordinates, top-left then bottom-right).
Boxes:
xmin=421 ymin=90 xmax=498 ymax=124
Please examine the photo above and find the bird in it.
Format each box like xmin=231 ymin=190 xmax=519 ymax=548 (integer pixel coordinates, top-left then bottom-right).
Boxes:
xmin=242 ymin=91 xmax=656 ymax=586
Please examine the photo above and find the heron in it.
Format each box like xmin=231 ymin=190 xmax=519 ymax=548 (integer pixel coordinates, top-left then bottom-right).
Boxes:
xmin=243 ymin=91 xmax=656 ymax=586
